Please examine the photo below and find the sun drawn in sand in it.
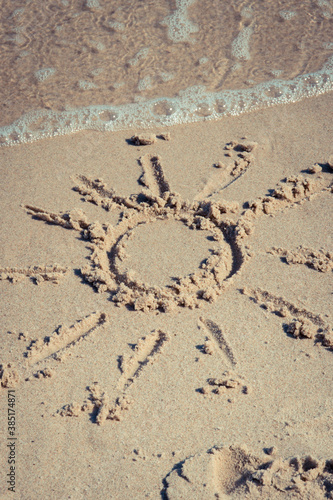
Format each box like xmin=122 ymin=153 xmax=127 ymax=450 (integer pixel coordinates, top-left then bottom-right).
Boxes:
xmin=1 ymin=136 xmax=333 ymax=425
xmin=20 ymin=138 xmax=332 ymax=320
xmin=3 ymin=137 xmax=331 ymax=316
xmin=23 ymin=144 xmax=255 ymax=312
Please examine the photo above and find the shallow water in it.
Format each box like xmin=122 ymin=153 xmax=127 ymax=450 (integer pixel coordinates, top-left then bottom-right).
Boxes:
xmin=0 ymin=0 xmax=332 ymax=145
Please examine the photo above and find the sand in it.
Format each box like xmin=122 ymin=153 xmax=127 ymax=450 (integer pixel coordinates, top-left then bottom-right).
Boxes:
xmin=0 ymin=92 xmax=332 ymax=499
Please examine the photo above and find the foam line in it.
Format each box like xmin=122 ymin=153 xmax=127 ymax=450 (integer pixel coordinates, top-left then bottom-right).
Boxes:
xmin=1 ymin=55 xmax=333 ymax=147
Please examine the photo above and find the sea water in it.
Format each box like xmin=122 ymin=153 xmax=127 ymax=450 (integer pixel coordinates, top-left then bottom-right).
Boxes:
xmin=0 ymin=0 xmax=332 ymax=146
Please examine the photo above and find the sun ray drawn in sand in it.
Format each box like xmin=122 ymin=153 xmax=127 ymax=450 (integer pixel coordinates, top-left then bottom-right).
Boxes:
xmin=58 ymin=329 xmax=170 ymax=425
xmin=0 ymin=312 xmax=109 ymax=390
xmin=0 ymin=264 xmax=68 ymax=284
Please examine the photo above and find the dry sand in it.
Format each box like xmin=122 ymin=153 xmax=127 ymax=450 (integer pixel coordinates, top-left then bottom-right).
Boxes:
xmin=0 ymin=92 xmax=333 ymax=499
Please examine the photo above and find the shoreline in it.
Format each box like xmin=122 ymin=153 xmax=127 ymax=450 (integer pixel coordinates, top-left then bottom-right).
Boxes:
xmin=1 ymin=65 xmax=333 ymax=148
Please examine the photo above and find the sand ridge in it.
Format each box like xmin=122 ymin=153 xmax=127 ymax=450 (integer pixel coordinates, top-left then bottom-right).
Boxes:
xmin=25 ymin=311 xmax=108 ymax=364
xmin=268 ymin=246 xmax=333 ymax=273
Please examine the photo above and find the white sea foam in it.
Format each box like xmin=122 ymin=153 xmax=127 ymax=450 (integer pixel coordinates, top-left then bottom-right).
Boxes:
xmin=90 ymin=68 xmax=104 ymax=77
xmin=85 ymin=0 xmax=101 ymax=9
xmin=129 ymin=48 xmax=150 ymax=66
xmin=107 ymin=20 xmax=125 ymax=31
xmin=279 ymin=10 xmax=296 ymax=20
xmin=316 ymin=0 xmax=333 ymax=18
xmin=270 ymin=69 xmax=283 ymax=78
xmin=160 ymin=72 xmax=174 ymax=82
xmin=1 ymin=56 xmax=332 ymax=147
xmin=78 ymin=80 xmax=98 ymax=90
xmin=241 ymin=7 xmax=253 ymax=19
xmin=161 ymin=0 xmax=198 ymax=43
xmin=138 ymin=76 xmax=153 ymax=91
xmin=10 ymin=8 xmax=25 ymax=18
xmin=89 ymin=40 xmax=105 ymax=51
xmin=1 ymin=0 xmax=332 ymax=147
xmin=231 ymin=24 xmax=254 ymax=61
xmin=34 ymin=68 xmax=56 ymax=82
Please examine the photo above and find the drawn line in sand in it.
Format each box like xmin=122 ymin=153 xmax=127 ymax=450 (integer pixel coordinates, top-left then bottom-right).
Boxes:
xmin=194 ymin=139 xmax=257 ymax=201
xmin=248 ymin=174 xmax=331 ymax=216
xmin=197 ymin=318 xmax=251 ymax=397
xmin=0 ymin=312 xmax=108 ymax=390
xmin=0 ymin=264 xmax=68 ymax=284
xmin=198 ymin=317 xmax=237 ymax=366
xmin=117 ymin=329 xmax=169 ymax=391
xmin=59 ymin=329 xmax=170 ymax=425
xmin=25 ymin=152 xmax=255 ymax=312
xmin=163 ymin=444 xmax=333 ymax=499
xmin=25 ymin=311 xmax=108 ymax=365
xmin=242 ymin=287 xmax=333 ymax=351
xmin=268 ymin=246 xmax=333 ymax=273
xmin=139 ymin=154 xmax=171 ymax=198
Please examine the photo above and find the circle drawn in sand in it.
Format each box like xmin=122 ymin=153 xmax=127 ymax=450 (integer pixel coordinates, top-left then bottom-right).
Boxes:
xmin=75 ymin=173 xmax=250 ymax=313
xmin=70 ymin=150 xmax=255 ymax=312
xmin=105 ymin=204 xmax=239 ymax=312
xmin=115 ymin=218 xmax=223 ymax=287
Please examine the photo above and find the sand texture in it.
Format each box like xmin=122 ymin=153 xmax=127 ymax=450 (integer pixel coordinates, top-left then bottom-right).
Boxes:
xmin=0 ymin=93 xmax=332 ymax=499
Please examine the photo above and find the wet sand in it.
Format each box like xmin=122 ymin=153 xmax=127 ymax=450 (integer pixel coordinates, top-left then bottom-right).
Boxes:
xmin=0 ymin=91 xmax=332 ymax=499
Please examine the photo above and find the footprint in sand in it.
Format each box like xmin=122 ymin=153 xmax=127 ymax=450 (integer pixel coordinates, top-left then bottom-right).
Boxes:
xmin=164 ymin=444 xmax=333 ymax=499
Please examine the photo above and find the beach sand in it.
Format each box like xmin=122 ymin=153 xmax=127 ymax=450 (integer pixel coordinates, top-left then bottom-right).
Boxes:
xmin=0 ymin=91 xmax=332 ymax=499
